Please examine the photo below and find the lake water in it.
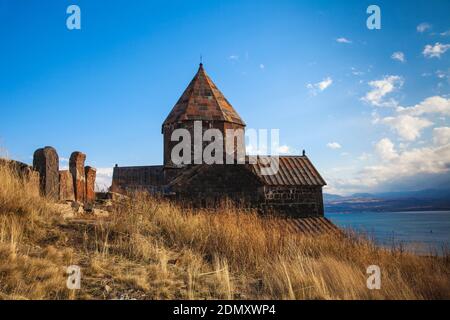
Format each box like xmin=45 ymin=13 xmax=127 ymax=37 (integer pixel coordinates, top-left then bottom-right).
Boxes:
xmin=326 ymin=211 xmax=450 ymax=255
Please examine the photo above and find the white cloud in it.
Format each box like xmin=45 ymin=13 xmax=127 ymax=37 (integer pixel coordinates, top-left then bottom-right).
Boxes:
xmin=351 ymin=67 xmax=364 ymax=76
xmin=441 ymin=30 xmax=450 ymax=36
xmin=259 ymin=64 xmax=265 ymax=69
xmin=246 ymin=144 xmax=269 ymax=155
xmin=423 ymin=43 xmax=450 ymax=58
xmin=376 ymin=143 xmax=448 ymax=178
xmin=391 ymin=51 xmax=406 ymax=63
xmin=433 ymin=127 xmax=450 ymax=145
xmin=277 ymin=145 xmax=291 ymax=154
xmin=358 ymin=152 xmax=371 ymax=161
xmin=306 ymin=77 xmax=333 ymax=95
xmin=375 ymin=138 xmax=398 ymax=161
xmin=436 ymin=70 xmax=446 ymax=79
xmin=417 ymin=22 xmax=432 ymax=33
xmin=95 ymin=167 xmax=113 ymax=191
xmin=362 ymin=75 xmax=403 ymax=107
xmin=360 ymin=143 xmax=450 ymax=188
xmin=336 ymin=37 xmax=352 ymax=44
xmin=327 ymin=142 xmax=342 ymax=149
xmin=246 ymin=144 xmax=293 ymax=155
xmin=382 ymin=115 xmax=433 ymax=141
xmin=328 ymin=93 xmax=450 ymax=194
xmin=228 ymin=55 xmax=239 ymax=61
xmin=327 ymin=141 xmax=450 ymax=194
xmin=397 ymin=96 xmax=450 ymax=116
xmin=318 ymin=77 xmax=333 ymax=90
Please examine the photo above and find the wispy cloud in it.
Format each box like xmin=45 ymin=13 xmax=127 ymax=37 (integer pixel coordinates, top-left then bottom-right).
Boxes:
xmin=277 ymin=145 xmax=291 ymax=154
xmin=350 ymin=67 xmax=364 ymax=76
xmin=246 ymin=144 xmax=293 ymax=155
xmin=391 ymin=51 xmax=406 ymax=63
xmin=307 ymin=77 xmax=333 ymax=95
xmin=397 ymin=96 xmax=450 ymax=116
xmin=327 ymin=142 xmax=342 ymax=149
xmin=423 ymin=43 xmax=450 ymax=58
xmin=441 ymin=30 xmax=450 ymax=36
xmin=436 ymin=70 xmax=447 ymax=79
xmin=228 ymin=55 xmax=239 ymax=61
xmin=259 ymin=64 xmax=265 ymax=70
xmin=378 ymin=96 xmax=450 ymax=141
xmin=362 ymin=75 xmax=403 ymax=107
xmin=358 ymin=152 xmax=371 ymax=161
xmin=381 ymin=115 xmax=433 ymax=141
xmin=336 ymin=37 xmax=352 ymax=44
xmin=95 ymin=167 xmax=113 ymax=191
xmin=417 ymin=22 xmax=432 ymax=33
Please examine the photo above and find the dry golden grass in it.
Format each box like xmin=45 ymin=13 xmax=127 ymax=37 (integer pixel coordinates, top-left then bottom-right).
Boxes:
xmin=0 ymin=162 xmax=449 ymax=300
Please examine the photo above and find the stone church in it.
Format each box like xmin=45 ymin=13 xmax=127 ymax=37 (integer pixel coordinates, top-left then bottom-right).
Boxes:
xmin=112 ymin=64 xmax=327 ymax=217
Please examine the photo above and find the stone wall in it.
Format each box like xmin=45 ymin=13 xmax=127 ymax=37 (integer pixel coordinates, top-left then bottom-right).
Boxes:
xmin=261 ymin=186 xmax=324 ymax=217
xmin=170 ymin=164 xmax=325 ymax=217
xmin=170 ymin=164 xmax=263 ymax=208
xmin=111 ymin=165 xmax=169 ymax=194
xmin=163 ymin=120 xmax=246 ymax=167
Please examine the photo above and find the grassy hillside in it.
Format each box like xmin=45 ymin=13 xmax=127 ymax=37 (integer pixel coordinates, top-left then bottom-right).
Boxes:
xmin=0 ymin=163 xmax=449 ymax=300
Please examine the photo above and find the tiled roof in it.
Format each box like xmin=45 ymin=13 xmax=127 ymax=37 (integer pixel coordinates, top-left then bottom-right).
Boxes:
xmin=163 ymin=64 xmax=245 ymax=126
xmin=168 ymin=156 xmax=326 ymax=187
xmin=247 ymin=156 xmax=327 ymax=186
xmin=265 ymin=217 xmax=340 ymax=235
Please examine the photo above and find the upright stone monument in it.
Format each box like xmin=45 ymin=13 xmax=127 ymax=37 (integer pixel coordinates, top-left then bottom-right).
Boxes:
xmin=69 ymin=151 xmax=86 ymax=203
xmin=33 ymin=146 xmax=59 ymax=200
xmin=85 ymin=166 xmax=96 ymax=204
xmin=59 ymin=170 xmax=75 ymax=201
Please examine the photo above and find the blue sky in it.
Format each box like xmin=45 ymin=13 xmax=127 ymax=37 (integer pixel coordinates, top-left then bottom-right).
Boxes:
xmin=1 ymin=0 xmax=449 ymax=194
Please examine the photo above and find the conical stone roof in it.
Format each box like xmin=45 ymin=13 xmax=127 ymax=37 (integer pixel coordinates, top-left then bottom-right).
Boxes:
xmin=163 ymin=64 xmax=245 ymax=126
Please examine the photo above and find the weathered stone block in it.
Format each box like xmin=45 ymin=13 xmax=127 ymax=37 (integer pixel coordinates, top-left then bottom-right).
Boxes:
xmin=70 ymin=151 xmax=86 ymax=203
xmin=59 ymin=170 xmax=75 ymax=201
xmin=85 ymin=166 xmax=96 ymax=204
xmin=33 ymin=146 xmax=59 ymax=200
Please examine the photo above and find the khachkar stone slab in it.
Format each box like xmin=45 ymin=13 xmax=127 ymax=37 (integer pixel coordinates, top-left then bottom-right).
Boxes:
xmin=59 ymin=170 xmax=75 ymax=201
xmin=33 ymin=146 xmax=59 ymax=200
xmin=69 ymin=151 xmax=86 ymax=203
xmin=85 ymin=166 xmax=96 ymax=204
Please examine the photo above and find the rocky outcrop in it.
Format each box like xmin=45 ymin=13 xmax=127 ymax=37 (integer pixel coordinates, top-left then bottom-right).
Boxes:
xmin=0 ymin=158 xmax=40 ymax=196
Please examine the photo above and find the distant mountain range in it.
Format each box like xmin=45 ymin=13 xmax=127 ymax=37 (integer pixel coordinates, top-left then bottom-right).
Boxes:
xmin=324 ymin=189 xmax=450 ymax=213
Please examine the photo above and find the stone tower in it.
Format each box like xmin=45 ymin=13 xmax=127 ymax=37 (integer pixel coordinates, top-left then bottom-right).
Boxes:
xmin=162 ymin=64 xmax=246 ymax=167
